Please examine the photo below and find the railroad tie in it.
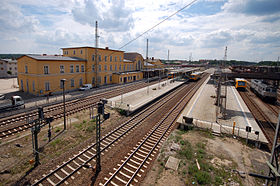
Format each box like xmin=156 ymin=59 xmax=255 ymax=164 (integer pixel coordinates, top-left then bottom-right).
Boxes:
xmin=46 ymin=178 xmax=56 ymax=186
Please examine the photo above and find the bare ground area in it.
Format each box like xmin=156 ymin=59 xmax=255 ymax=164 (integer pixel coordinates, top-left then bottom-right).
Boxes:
xmin=0 ymin=108 xmax=272 ymax=186
xmin=142 ymin=128 xmax=270 ymax=186
xmin=0 ymin=107 xmax=129 ymax=185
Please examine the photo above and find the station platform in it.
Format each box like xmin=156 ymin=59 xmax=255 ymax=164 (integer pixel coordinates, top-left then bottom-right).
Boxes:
xmin=177 ymin=75 xmax=268 ymax=145
xmin=107 ymin=79 xmax=185 ymax=114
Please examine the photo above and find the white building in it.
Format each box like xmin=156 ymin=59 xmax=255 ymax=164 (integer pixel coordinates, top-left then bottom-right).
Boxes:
xmin=0 ymin=59 xmax=17 ymax=78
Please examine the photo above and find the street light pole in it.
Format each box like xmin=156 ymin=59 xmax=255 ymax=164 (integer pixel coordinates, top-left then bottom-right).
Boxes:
xmin=61 ymin=79 xmax=66 ymax=130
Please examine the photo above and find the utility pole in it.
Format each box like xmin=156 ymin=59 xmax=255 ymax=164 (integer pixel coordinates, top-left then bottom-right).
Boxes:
xmin=95 ymin=21 xmax=99 ymax=87
xmin=61 ymin=79 xmax=66 ymax=130
xmin=146 ymin=39 xmax=149 ymax=61
xmin=146 ymin=39 xmax=149 ymax=94
xmin=168 ymin=49 xmax=169 ymax=62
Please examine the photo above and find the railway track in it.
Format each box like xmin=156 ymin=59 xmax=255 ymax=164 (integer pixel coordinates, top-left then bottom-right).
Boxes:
xmin=239 ymin=91 xmax=275 ymax=147
xmin=0 ymin=81 xmax=160 ymax=139
xmin=101 ymin=75 xmax=208 ymax=186
xmin=31 ymin=75 xmax=208 ymax=185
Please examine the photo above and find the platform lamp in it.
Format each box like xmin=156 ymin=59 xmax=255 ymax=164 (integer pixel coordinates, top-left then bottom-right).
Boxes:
xmin=61 ymin=79 xmax=66 ymax=130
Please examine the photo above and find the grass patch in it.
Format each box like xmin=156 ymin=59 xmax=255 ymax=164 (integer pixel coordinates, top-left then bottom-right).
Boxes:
xmin=178 ymin=140 xmax=193 ymax=160
xmin=117 ymin=109 xmax=126 ymax=116
xmin=55 ymin=127 xmax=62 ymax=133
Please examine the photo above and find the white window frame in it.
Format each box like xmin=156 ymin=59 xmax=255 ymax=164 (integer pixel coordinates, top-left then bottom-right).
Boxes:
xmin=76 ymin=65 xmax=79 ymax=72
xmin=60 ymin=65 xmax=64 ymax=73
xmin=45 ymin=82 xmax=50 ymax=91
xmin=70 ymin=65 xmax=74 ymax=73
xmin=44 ymin=65 xmax=49 ymax=74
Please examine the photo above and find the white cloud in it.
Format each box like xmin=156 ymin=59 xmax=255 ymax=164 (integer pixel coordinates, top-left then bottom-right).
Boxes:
xmin=0 ymin=0 xmax=279 ymax=62
xmin=72 ymin=0 xmax=134 ymax=32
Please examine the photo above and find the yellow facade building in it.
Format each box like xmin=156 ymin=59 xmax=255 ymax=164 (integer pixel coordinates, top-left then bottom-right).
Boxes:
xmin=17 ymin=47 xmax=144 ymax=96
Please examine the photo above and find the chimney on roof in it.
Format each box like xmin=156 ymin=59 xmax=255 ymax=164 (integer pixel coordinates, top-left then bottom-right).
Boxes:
xmin=105 ymin=47 xmax=109 ymax=50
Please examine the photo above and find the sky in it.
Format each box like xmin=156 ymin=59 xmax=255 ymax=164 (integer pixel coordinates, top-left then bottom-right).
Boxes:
xmin=0 ymin=0 xmax=280 ymax=62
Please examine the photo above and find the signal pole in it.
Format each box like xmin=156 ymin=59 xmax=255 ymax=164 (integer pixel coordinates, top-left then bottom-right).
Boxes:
xmin=95 ymin=21 xmax=99 ymax=87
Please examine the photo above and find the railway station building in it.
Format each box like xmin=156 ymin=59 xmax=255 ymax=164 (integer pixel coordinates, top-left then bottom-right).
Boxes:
xmin=17 ymin=46 xmax=144 ymax=96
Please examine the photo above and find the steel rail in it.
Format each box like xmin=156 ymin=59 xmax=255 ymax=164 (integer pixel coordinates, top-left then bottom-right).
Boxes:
xmin=32 ymin=81 xmax=190 ymax=185
xmin=0 ymin=81 xmax=159 ymax=139
xmin=103 ymin=75 xmax=208 ymax=185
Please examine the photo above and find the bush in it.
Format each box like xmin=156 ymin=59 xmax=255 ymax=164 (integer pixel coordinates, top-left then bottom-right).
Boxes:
xmin=215 ymin=176 xmax=223 ymax=185
xmin=179 ymin=148 xmax=193 ymax=160
xmin=195 ymin=171 xmax=211 ymax=184
xmin=188 ymin=163 xmax=198 ymax=175
xmin=118 ymin=109 xmax=126 ymax=115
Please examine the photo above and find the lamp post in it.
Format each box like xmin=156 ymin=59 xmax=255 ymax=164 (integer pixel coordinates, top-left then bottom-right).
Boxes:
xmin=61 ymin=79 xmax=66 ymax=130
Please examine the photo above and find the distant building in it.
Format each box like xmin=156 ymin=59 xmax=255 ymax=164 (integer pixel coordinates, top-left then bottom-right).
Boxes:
xmin=145 ymin=57 xmax=164 ymax=68
xmin=0 ymin=59 xmax=17 ymax=78
xmin=17 ymin=47 xmax=143 ymax=96
xmin=124 ymin=52 xmax=144 ymax=71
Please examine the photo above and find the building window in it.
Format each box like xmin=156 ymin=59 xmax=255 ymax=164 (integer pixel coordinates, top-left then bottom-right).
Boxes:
xmin=92 ymin=77 xmax=95 ymax=84
xmin=76 ymin=65 xmax=79 ymax=72
xmin=60 ymin=65 xmax=64 ymax=73
xmin=92 ymin=65 xmax=95 ymax=72
xmin=70 ymin=65 xmax=74 ymax=73
xmin=60 ymin=80 xmax=63 ymax=89
xmin=123 ymin=65 xmax=125 ymax=71
xmin=26 ymin=79 xmax=29 ymax=92
xmin=104 ymin=65 xmax=107 ymax=71
xmin=73 ymin=50 xmax=75 ymax=55
xmin=92 ymin=55 xmax=95 ymax=61
xmin=105 ymin=56 xmax=107 ymax=62
xmin=110 ymin=56 xmax=112 ymax=62
xmin=98 ymin=76 xmax=101 ymax=83
xmin=115 ymin=64 xmax=117 ymax=71
xmin=81 ymin=65 xmax=84 ymax=72
xmin=119 ymin=56 xmax=122 ymax=62
xmin=9 ymin=67 xmax=12 ymax=70
xmin=99 ymin=55 xmax=101 ymax=61
xmin=127 ymin=65 xmax=129 ymax=71
xmin=119 ymin=65 xmax=121 ymax=71
xmin=71 ymin=79 xmax=74 ymax=87
xmin=32 ymin=81 xmax=35 ymax=92
xmin=120 ymin=77 xmax=122 ymax=82
xmin=21 ymin=79 xmax=24 ymax=91
xmin=99 ymin=65 xmax=101 ymax=71
xmin=80 ymin=50 xmax=83 ymax=54
xmin=45 ymin=82 xmax=50 ymax=91
xmin=110 ymin=65 xmax=112 ymax=71
xmin=15 ymin=67 xmax=17 ymax=70
xmin=25 ymin=65 xmax=28 ymax=73
xmin=115 ymin=56 xmax=117 ymax=62
xmin=44 ymin=66 xmax=49 ymax=74
xmin=110 ymin=75 xmax=112 ymax=82
xmin=104 ymin=76 xmax=107 ymax=84
xmin=79 ymin=78 xmax=83 ymax=86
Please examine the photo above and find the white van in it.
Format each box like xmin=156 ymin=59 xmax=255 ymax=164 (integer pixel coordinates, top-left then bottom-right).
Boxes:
xmin=79 ymin=84 xmax=93 ymax=91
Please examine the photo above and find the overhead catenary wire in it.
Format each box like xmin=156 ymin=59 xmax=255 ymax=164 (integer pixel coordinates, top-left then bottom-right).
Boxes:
xmin=27 ymin=0 xmax=199 ymax=94
xmin=117 ymin=0 xmax=199 ymax=50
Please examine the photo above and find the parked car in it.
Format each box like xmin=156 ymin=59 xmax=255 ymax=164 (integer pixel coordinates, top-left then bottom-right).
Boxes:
xmin=0 ymin=95 xmax=25 ymax=111
xmin=79 ymin=84 xmax=93 ymax=91
xmin=0 ymin=94 xmax=4 ymax=100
